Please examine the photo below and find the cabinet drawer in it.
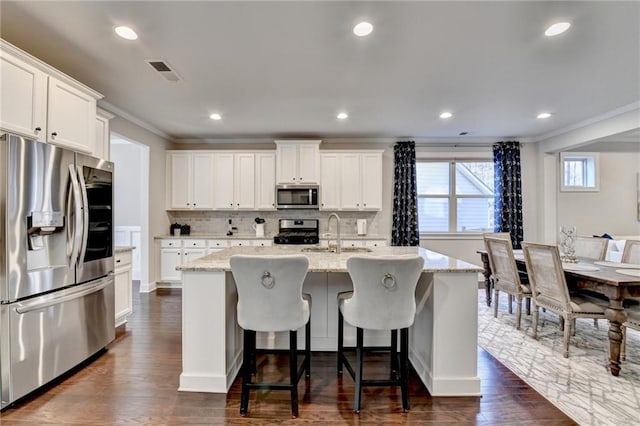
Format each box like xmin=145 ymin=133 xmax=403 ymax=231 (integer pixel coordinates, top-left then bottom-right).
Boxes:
xmin=207 ymin=239 xmax=229 ymax=249
xmin=253 ymin=240 xmax=273 ymax=247
xmin=364 ymin=240 xmax=387 ymax=248
xmin=115 ymin=250 xmax=132 ymax=268
xmin=161 ymin=239 xmax=182 ymax=248
xmin=229 ymin=240 xmax=252 ymax=247
xmin=183 ymin=239 xmax=206 ymax=248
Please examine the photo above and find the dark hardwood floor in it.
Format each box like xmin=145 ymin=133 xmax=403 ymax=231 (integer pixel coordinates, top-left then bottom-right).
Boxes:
xmin=1 ymin=283 xmax=576 ymax=425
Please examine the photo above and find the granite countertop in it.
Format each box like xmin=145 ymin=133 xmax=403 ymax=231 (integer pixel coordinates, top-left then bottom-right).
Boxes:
xmin=176 ymin=245 xmax=482 ymax=273
xmin=155 ymin=234 xmax=388 ymax=241
xmin=115 ymin=246 xmax=135 ymax=253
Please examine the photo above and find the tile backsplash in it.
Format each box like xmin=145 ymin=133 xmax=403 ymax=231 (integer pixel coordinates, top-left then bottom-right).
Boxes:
xmin=166 ymin=210 xmax=382 ymax=237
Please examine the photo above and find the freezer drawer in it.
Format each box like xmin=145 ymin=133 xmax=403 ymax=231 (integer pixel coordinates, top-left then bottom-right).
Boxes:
xmin=0 ymin=276 xmax=114 ymax=409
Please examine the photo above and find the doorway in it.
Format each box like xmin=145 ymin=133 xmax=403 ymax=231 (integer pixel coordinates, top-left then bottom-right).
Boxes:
xmin=110 ymin=133 xmax=151 ymax=292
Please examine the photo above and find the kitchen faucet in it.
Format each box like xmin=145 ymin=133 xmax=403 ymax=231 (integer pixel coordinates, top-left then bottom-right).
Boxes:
xmin=327 ymin=213 xmax=341 ymax=253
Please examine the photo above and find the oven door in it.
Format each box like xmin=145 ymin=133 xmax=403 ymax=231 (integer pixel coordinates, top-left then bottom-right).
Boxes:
xmin=75 ymin=154 xmax=114 ymax=284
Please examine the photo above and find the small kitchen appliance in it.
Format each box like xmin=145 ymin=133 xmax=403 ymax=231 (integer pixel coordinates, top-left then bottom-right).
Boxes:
xmin=273 ymin=219 xmax=319 ymax=244
xmin=254 ymin=217 xmax=266 ymax=238
xmin=357 ymin=219 xmax=368 ymax=236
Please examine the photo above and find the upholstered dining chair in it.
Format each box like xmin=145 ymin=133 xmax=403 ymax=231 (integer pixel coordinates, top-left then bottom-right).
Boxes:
xmin=522 ymin=242 xmax=608 ymax=358
xmin=575 ymin=236 xmax=609 ymax=261
xmin=621 ymin=240 xmax=640 ymax=264
xmin=230 ymin=254 xmax=311 ymax=418
xmin=337 ymin=255 xmax=424 ymax=413
xmin=621 ymin=308 xmax=640 ymax=361
xmin=484 ymin=236 xmax=531 ymax=329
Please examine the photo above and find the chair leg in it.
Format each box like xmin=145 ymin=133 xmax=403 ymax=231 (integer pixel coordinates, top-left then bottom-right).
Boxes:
xmin=400 ymin=328 xmax=410 ymax=412
xmin=532 ymin=304 xmax=539 ymax=339
xmin=353 ymin=327 xmax=364 ymax=414
xmin=559 ymin=316 xmax=565 ymax=331
xmin=289 ymin=330 xmax=299 ymax=418
xmin=337 ymin=310 xmax=344 ymax=375
xmin=305 ymin=318 xmax=311 ymax=378
xmin=515 ymin=296 xmax=522 ymax=330
xmin=240 ymin=329 xmax=253 ymax=416
xmin=390 ymin=329 xmax=398 ymax=380
xmin=508 ymin=294 xmax=513 ymax=314
xmin=572 ymin=318 xmax=577 ymax=336
xmin=563 ymin=317 xmax=571 ymax=358
xmin=493 ymin=289 xmax=499 ymax=318
xmin=621 ymin=326 xmax=627 ymax=362
xmin=526 ymin=297 xmax=531 ymax=315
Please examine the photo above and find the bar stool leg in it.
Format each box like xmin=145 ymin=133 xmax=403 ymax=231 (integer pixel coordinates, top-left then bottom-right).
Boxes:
xmin=354 ymin=327 xmax=364 ymax=413
xmin=289 ymin=330 xmax=299 ymax=418
xmin=305 ymin=319 xmax=311 ymax=378
xmin=390 ymin=329 xmax=398 ymax=380
xmin=400 ymin=327 xmax=410 ymax=412
xmin=337 ymin=311 xmax=344 ymax=375
xmin=240 ymin=329 xmax=253 ymax=416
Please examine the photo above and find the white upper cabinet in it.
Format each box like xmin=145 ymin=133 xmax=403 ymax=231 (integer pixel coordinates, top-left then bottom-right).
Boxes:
xmin=212 ymin=152 xmax=256 ymax=210
xmin=94 ymin=108 xmax=114 ymax=160
xmin=255 ymin=152 xmax=276 ymax=210
xmin=166 ymin=151 xmax=214 ymax=209
xmin=275 ymin=140 xmax=320 ymax=184
xmin=47 ymin=77 xmax=97 ymax=153
xmin=0 ymin=40 xmax=102 ymax=154
xmin=320 ymin=150 xmax=383 ymax=211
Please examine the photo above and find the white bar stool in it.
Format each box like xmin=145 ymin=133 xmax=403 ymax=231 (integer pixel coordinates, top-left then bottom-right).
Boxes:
xmin=337 ymin=255 xmax=424 ymax=413
xmin=230 ymin=254 xmax=311 ymax=418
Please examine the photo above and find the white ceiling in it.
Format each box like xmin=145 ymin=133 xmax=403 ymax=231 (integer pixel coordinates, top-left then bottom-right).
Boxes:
xmin=1 ymin=1 xmax=639 ymax=145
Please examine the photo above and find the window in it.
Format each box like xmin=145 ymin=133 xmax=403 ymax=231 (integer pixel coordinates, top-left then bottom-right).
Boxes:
xmin=417 ymin=160 xmax=494 ymax=233
xmin=560 ymin=152 xmax=599 ymax=191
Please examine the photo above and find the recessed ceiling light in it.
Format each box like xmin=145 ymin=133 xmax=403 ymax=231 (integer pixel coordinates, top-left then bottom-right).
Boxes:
xmin=439 ymin=112 xmax=453 ymax=119
xmin=209 ymin=113 xmax=222 ymax=120
xmin=337 ymin=112 xmax=349 ymax=120
xmin=353 ymin=22 xmax=373 ymax=37
xmin=114 ymin=26 xmax=138 ymax=40
xmin=545 ymin=22 xmax=571 ymax=37
xmin=537 ymin=112 xmax=552 ymax=119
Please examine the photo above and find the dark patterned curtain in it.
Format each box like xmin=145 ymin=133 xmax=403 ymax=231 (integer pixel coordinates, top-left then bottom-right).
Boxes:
xmin=392 ymin=141 xmax=419 ymax=246
xmin=493 ymin=141 xmax=523 ymax=249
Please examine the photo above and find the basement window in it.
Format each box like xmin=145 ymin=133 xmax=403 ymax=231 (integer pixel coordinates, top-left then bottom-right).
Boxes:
xmin=560 ymin=152 xmax=599 ymax=191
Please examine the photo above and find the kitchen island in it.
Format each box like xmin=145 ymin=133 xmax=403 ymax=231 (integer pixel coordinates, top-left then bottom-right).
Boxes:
xmin=176 ymin=246 xmax=482 ymax=397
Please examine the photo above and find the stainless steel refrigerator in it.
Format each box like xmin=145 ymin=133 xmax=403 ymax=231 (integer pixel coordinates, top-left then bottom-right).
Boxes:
xmin=0 ymin=133 xmax=115 ymax=409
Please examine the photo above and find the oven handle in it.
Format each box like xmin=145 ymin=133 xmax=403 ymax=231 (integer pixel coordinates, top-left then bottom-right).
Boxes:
xmin=14 ymin=276 xmax=113 ymax=314
xmin=76 ymin=165 xmax=90 ymax=266
xmin=68 ymin=165 xmax=83 ymax=267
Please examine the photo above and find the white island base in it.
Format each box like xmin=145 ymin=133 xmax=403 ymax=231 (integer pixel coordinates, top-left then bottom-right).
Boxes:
xmin=178 ymin=246 xmax=482 ymax=397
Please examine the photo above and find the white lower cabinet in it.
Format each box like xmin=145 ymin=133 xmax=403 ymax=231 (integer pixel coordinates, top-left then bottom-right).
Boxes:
xmin=160 ymin=239 xmax=183 ymax=282
xmin=114 ymin=250 xmax=133 ymax=327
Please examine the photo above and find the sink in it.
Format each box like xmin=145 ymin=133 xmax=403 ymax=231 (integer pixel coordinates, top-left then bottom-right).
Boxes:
xmin=300 ymin=246 xmax=372 ymax=253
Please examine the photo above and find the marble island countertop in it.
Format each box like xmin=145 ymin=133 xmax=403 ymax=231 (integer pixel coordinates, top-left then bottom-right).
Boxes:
xmin=115 ymin=245 xmax=135 ymax=253
xmin=177 ymin=245 xmax=482 ymax=273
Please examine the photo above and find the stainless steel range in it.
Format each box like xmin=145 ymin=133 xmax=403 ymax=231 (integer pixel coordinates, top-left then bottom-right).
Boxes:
xmin=273 ymin=219 xmax=319 ymax=245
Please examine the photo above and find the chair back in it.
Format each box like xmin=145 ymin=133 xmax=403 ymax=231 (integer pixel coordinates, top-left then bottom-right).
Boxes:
xmin=343 ymin=255 xmax=424 ymax=330
xmin=484 ymin=236 xmax=522 ymax=292
xmin=230 ymin=254 xmax=310 ymax=332
xmin=575 ymin=236 xmax=608 ymax=260
xmin=522 ymin=242 xmax=571 ymax=311
xmin=622 ymin=240 xmax=640 ymax=264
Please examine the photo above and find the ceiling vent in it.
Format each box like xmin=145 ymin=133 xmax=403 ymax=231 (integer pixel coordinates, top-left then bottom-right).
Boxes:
xmin=145 ymin=60 xmax=182 ymax=82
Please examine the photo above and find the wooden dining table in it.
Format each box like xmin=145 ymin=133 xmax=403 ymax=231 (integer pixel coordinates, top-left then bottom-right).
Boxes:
xmin=477 ymin=249 xmax=640 ymax=376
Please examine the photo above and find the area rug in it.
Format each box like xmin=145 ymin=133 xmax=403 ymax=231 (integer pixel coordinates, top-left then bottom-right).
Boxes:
xmin=477 ymin=291 xmax=640 ymax=425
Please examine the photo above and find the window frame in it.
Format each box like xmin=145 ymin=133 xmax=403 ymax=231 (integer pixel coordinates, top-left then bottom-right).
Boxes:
xmin=416 ymin=158 xmax=495 ymax=234
xmin=559 ymin=152 xmax=600 ymax=192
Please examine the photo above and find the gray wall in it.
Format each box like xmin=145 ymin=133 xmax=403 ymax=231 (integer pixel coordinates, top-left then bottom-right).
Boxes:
xmin=111 ymin=142 xmax=143 ymax=226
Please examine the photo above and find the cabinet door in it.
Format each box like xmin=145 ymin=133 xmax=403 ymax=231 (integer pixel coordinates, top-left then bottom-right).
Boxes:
xmin=340 ymin=153 xmax=361 ymax=210
xmin=47 ymin=77 xmax=96 ymax=153
xmin=255 ymin=153 xmax=276 ymax=210
xmin=94 ymin=114 xmax=109 ymax=160
xmin=0 ymin=50 xmax=47 ymax=141
xmin=114 ymin=267 xmax=132 ymax=326
xmin=169 ymin=153 xmax=192 ymax=209
xmin=276 ymin=143 xmax=298 ymax=184
xmin=235 ymin=153 xmax=255 ymax=209
xmin=320 ymin=153 xmax=340 ymax=210
xmin=298 ymin=143 xmax=319 ymax=183
xmin=361 ymin=153 xmax=382 ymax=210
xmin=191 ymin=153 xmax=214 ymax=209
xmin=183 ymin=248 xmax=207 ymax=263
xmin=213 ymin=153 xmax=235 ymax=209
xmin=160 ymin=248 xmax=182 ymax=281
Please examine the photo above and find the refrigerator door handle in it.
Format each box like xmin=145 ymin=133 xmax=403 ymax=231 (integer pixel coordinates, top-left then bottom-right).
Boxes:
xmin=76 ymin=165 xmax=89 ymax=265
xmin=68 ymin=164 xmax=83 ymax=267
xmin=14 ymin=276 xmax=113 ymax=314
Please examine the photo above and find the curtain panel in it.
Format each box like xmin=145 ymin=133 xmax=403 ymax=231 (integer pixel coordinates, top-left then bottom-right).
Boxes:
xmin=493 ymin=141 xmax=524 ymax=249
xmin=392 ymin=141 xmax=420 ymax=246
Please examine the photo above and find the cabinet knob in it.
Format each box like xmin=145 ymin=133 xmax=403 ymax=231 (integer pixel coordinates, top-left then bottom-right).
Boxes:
xmin=364 ymin=203 xmax=367 ymax=207
xmin=193 ymin=203 xmax=196 ymax=206
xmin=230 ymin=203 xmax=233 ymax=206
xmin=187 ymin=203 xmax=190 ymax=206
xmin=34 ymin=127 xmax=41 ymax=133
xmin=51 ymin=132 xmax=57 ymax=138
xmin=116 ymin=259 xmax=121 ymax=263
xmin=356 ymin=203 xmax=359 ymax=206
xmin=237 ymin=203 xmax=239 ymax=206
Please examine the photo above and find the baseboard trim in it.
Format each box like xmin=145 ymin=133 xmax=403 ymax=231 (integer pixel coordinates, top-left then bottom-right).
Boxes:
xmin=139 ymin=281 xmax=157 ymax=293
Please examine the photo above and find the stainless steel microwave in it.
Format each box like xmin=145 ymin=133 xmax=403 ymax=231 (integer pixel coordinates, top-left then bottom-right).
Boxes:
xmin=276 ymin=185 xmax=319 ymax=209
